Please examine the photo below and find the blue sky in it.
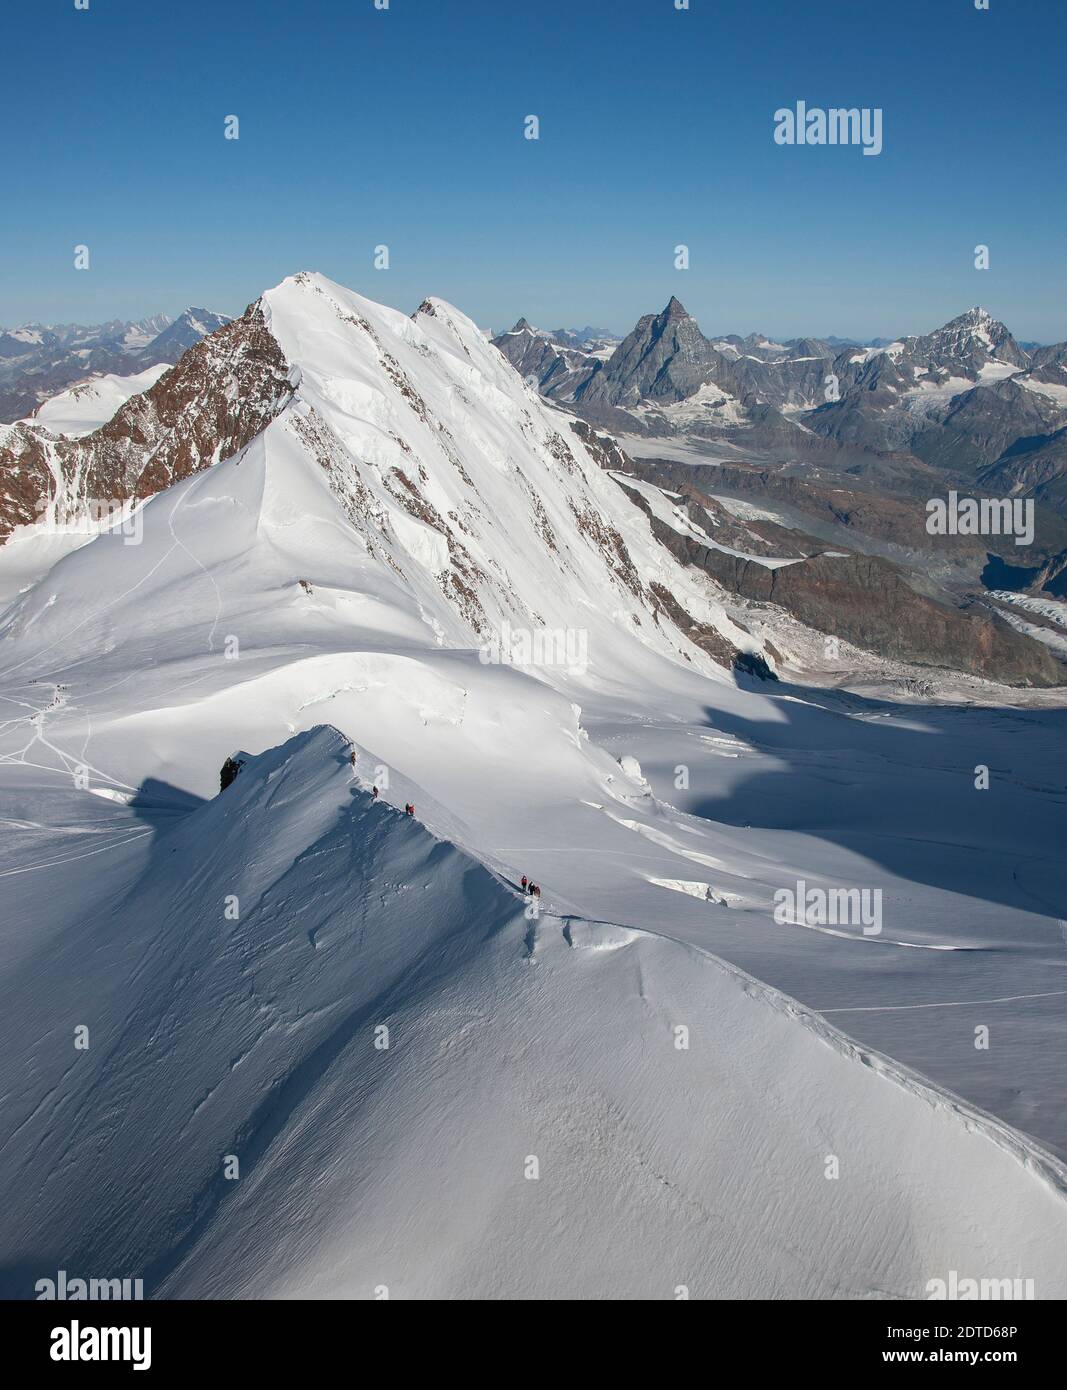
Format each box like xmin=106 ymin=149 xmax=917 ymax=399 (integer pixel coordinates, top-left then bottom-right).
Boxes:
xmin=4 ymin=0 xmax=1065 ymax=341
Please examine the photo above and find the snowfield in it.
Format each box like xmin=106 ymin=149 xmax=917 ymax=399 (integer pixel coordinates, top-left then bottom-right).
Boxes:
xmin=0 ymin=274 xmax=1065 ymax=1299
xmin=27 ymin=364 xmax=172 ymax=437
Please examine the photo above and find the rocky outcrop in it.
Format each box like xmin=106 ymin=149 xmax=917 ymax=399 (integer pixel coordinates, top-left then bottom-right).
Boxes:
xmin=652 ymin=520 xmax=1063 ymax=686
xmin=908 ymin=307 xmax=1029 ymax=374
xmin=568 ymin=419 xmax=631 ymax=472
xmin=0 ymin=302 xmax=292 ymax=540
xmin=491 ymin=320 xmax=605 ymax=401
xmin=130 ymin=309 xmax=230 ymax=365
xmin=977 ymin=425 xmax=1067 ymax=516
xmin=648 ymin=579 xmax=740 ymax=670
xmin=625 ymin=455 xmax=1067 ymax=560
xmin=607 ymin=453 xmax=1063 ymax=684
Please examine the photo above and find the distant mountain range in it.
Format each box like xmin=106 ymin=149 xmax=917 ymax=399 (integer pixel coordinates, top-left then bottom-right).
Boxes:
xmin=0 ymin=308 xmax=231 ymax=422
xmin=494 ymin=300 xmax=1067 ymax=518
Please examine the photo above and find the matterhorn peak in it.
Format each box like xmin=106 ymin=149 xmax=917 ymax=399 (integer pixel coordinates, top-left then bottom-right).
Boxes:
xmin=662 ymin=295 xmax=690 ymax=319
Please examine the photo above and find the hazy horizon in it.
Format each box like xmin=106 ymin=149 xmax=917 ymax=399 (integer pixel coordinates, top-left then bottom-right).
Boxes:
xmin=6 ymin=0 xmax=1066 ymax=341
xmin=3 ymin=278 xmax=1060 ymax=353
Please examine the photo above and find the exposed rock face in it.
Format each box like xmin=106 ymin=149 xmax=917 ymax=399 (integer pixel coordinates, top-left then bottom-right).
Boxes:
xmin=976 ymin=424 xmax=1067 ymax=515
xmin=1026 ymin=339 xmax=1067 ymax=421
xmin=568 ymin=419 xmax=631 ymax=472
xmin=910 ymin=378 xmax=1062 ymax=477
xmin=624 ymin=455 xmax=1067 ymax=561
xmin=490 ymin=319 xmax=619 ymax=402
xmin=777 ymin=313 xmax=1067 ymax=508
xmin=313 ymin=284 xmax=1067 ymax=686
xmin=813 ymin=371 xmax=1062 ymax=476
xmin=647 ymin=579 xmax=741 ymax=670
xmin=506 ymin=298 xmax=854 ymax=417
xmin=0 ymin=426 xmax=53 ymax=541
xmin=1027 ymin=547 xmax=1067 ymax=599
xmin=1043 ymin=566 xmax=1067 ymax=599
xmin=606 ymin=459 xmax=1064 ymax=687
xmin=4 ymin=272 xmax=1062 ymax=690
xmin=909 ymin=307 xmax=1029 ymax=373
xmin=575 ymin=297 xmax=717 ymax=407
xmin=651 ymin=519 xmax=1063 ymax=686
xmin=0 ymin=302 xmax=292 ymax=540
xmin=2 ymin=273 xmax=752 ymax=681
xmin=794 ymin=308 xmax=1029 ymax=430
xmin=507 ymin=301 xmax=1035 ymax=423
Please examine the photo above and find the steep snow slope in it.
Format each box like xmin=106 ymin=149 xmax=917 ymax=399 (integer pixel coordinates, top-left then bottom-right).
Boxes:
xmin=2 ymin=726 xmax=1065 ymax=1300
xmin=1 ymin=274 xmax=1066 ymax=1298
xmin=28 ymin=364 xmax=171 ymax=437
xmin=255 ymin=273 xmax=748 ymax=667
xmin=1 ymin=272 xmax=748 ymax=673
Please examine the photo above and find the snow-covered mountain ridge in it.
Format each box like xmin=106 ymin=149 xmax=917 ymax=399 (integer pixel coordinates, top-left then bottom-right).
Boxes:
xmin=3 ymin=724 xmax=1065 ymax=1298
xmin=1 ymin=271 xmax=753 ymax=677
xmin=2 ymin=273 xmax=1067 ymax=1299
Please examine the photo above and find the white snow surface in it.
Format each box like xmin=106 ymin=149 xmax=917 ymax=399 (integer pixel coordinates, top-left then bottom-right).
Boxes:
xmin=632 ymin=381 xmax=750 ymax=429
xmin=988 ymin=592 xmax=1067 ymax=631
xmin=1 ymin=273 xmax=1065 ymax=1299
xmin=1019 ymin=376 xmax=1067 ymax=408
xmin=28 ymin=364 xmax=171 ymax=436
xmin=986 ymin=593 xmax=1067 ymax=658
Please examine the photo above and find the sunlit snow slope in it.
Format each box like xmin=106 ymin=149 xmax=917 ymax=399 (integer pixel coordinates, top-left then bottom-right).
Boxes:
xmin=29 ymin=364 xmax=171 ymax=437
xmin=1 ymin=274 xmax=1065 ymax=1298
